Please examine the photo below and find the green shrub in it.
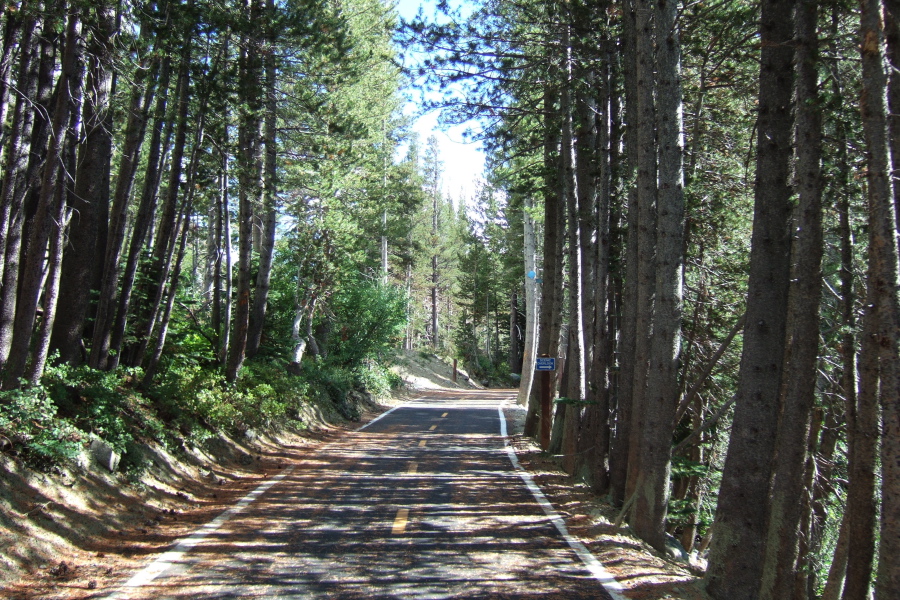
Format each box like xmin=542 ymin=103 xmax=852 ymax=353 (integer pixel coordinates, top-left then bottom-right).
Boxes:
xmin=353 ymin=360 xmax=403 ymax=397
xmin=329 ymin=278 xmax=408 ymax=366
xmin=0 ymin=384 xmax=83 ymax=466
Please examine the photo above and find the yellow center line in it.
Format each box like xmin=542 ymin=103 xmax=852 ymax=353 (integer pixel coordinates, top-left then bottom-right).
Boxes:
xmin=407 ymin=462 xmax=418 ymax=474
xmin=419 ymin=440 xmax=427 ymax=447
xmin=441 ymin=412 xmax=448 ymax=418
xmin=429 ymin=425 xmax=438 ymax=431
xmin=392 ymin=508 xmax=409 ymax=534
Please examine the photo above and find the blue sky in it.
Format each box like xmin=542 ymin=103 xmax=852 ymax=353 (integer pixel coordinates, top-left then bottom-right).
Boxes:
xmin=393 ymin=0 xmax=485 ymax=204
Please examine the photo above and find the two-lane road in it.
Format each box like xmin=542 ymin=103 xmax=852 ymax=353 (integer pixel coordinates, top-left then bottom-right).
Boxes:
xmin=110 ymin=390 xmax=623 ymax=599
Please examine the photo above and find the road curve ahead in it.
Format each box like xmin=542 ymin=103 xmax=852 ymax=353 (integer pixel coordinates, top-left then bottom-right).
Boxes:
xmin=110 ymin=389 xmax=623 ymax=600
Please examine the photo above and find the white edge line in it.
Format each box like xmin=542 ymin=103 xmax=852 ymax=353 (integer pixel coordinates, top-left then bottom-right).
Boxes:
xmin=107 ymin=465 xmax=295 ymax=599
xmin=498 ymin=403 xmax=628 ymax=600
xmin=356 ymin=402 xmax=406 ymax=431
xmin=107 ymin=401 xmax=408 ymax=598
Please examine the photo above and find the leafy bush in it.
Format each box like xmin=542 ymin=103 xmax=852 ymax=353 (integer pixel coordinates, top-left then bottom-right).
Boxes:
xmin=0 ymin=384 xmax=83 ymax=466
xmin=353 ymin=359 xmax=403 ymax=397
xmin=0 ymin=301 xmax=402 ymax=471
xmin=328 ymin=278 xmax=408 ymax=366
xmin=43 ymin=361 xmax=146 ymax=453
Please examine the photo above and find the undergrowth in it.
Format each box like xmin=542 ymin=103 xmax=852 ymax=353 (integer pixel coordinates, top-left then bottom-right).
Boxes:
xmin=0 ymin=355 xmax=402 ymax=472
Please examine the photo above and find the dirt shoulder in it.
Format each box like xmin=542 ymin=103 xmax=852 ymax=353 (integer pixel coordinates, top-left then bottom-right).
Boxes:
xmin=502 ymin=404 xmax=709 ymax=600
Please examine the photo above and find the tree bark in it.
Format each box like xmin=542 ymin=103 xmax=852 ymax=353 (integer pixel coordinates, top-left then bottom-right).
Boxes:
xmin=703 ymin=0 xmax=797 ymax=592
xmin=101 ymin=54 xmax=172 ymax=370
xmin=3 ymin=5 xmax=82 ymax=387
xmin=0 ymin=4 xmax=22 ymax=165
xmin=89 ymin=14 xmax=162 ymax=369
xmin=0 ymin=4 xmax=36 ymax=274
xmin=609 ymin=0 xmax=638 ymax=505
xmin=525 ymin=70 xmax=564 ymax=440
xmin=559 ymin=13 xmax=586 ymax=475
xmin=51 ymin=0 xmax=116 ymax=365
xmin=623 ymin=0 xmax=658 ymax=506
xmin=247 ymin=3 xmax=278 ymax=359
xmin=758 ymin=0 xmax=824 ymax=594
xmin=517 ymin=195 xmax=540 ymax=406
xmin=584 ymin=22 xmax=612 ymax=494
xmin=822 ymin=511 xmax=851 ymax=600
xmin=0 ymin=5 xmax=55 ymax=370
xmin=632 ymin=0 xmax=685 ymax=551
xmin=219 ymin=144 xmax=233 ymax=365
xmin=226 ymin=0 xmax=264 ymax=382
xmin=858 ymin=0 xmax=900 ymax=595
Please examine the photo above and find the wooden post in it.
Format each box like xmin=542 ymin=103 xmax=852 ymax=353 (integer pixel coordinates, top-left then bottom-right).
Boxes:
xmin=452 ymin=358 xmax=458 ymax=383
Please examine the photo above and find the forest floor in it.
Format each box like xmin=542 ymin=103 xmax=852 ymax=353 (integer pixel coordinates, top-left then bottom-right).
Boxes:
xmin=0 ymin=353 xmax=708 ymax=599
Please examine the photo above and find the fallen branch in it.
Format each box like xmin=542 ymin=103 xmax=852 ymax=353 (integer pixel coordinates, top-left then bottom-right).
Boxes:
xmin=25 ymin=501 xmax=53 ymax=517
xmin=614 ymin=491 xmax=638 ymax=528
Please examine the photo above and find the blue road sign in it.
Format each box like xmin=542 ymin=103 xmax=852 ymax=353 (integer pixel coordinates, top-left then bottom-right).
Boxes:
xmin=535 ymin=357 xmax=556 ymax=371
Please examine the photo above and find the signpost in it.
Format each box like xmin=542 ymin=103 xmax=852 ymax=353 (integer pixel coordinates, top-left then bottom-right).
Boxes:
xmin=535 ymin=356 xmax=556 ymax=450
xmin=535 ymin=357 xmax=556 ymax=371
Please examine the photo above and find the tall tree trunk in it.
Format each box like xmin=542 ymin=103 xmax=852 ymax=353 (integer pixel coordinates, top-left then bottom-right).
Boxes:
xmin=51 ymin=0 xmax=116 ymax=365
xmin=509 ymin=291 xmax=520 ymax=374
xmin=703 ymin=0 xmax=797 ymax=592
xmin=141 ymin=195 xmax=194 ymax=386
xmin=0 ymin=6 xmax=55 ymax=370
xmin=822 ymin=512 xmax=851 ymax=600
xmin=89 ymin=18 xmax=162 ymax=369
xmin=559 ymin=13 xmax=586 ymax=475
xmin=631 ymin=0 xmax=685 ymax=551
xmin=842 ymin=294 xmax=880 ymax=600
xmin=0 ymin=4 xmax=34 ymax=272
xmin=3 ymin=5 xmax=82 ymax=387
xmin=609 ymin=0 xmax=638 ymax=504
xmin=758 ymin=0 xmax=824 ymax=594
xmin=431 ymin=198 xmax=439 ymax=348
xmin=219 ymin=145 xmax=233 ymax=365
xmin=820 ymin=45 xmax=857 ymax=600
xmin=100 ymin=55 xmax=172 ymax=370
xmin=0 ymin=5 xmax=22 ymax=165
xmin=884 ymin=0 xmax=900 ymax=212
xmin=524 ymin=71 xmax=564 ymax=440
xmin=226 ymin=0 xmax=264 ymax=382
xmin=623 ymin=0 xmax=658 ymax=505
xmin=247 ymin=4 xmax=278 ymax=359
xmin=31 ymin=53 xmax=84 ymax=383
xmin=517 ymin=196 xmax=540 ymax=406
xmin=126 ymin=24 xmax=196 ymax=368
xmin=858 ymin=0 xmax=900 ymax=595
xmin=579 ymin=41 xmax=612 ymax=492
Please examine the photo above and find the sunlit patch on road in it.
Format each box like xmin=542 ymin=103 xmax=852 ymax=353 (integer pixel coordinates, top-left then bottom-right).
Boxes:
xmin=391 ymin=509 xmax=410 ymax=535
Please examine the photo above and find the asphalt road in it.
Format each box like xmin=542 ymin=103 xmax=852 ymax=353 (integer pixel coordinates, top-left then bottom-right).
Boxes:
xmin=109 ymin=389 xmax=619 ymax=599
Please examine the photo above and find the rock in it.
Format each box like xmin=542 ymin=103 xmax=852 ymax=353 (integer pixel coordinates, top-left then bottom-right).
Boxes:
xmin=90 ymin=439 xmax=120 ymax=473
xmin=244 ymin=429 xmax=258 ymax=441
xmin=664 ymin=534 xmax=690 ymax=563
